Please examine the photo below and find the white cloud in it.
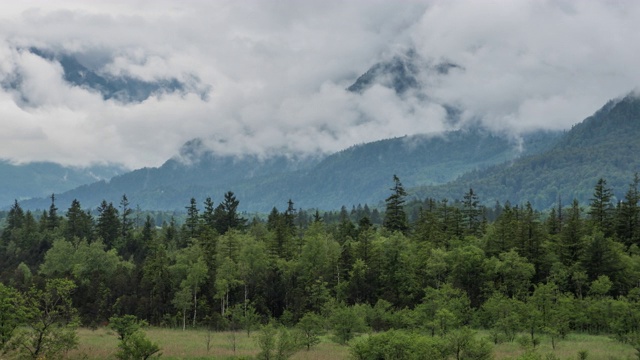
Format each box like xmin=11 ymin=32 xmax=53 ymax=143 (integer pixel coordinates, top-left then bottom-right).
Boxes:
xmin=0 ymin=0 xmax=638 ymax=169
xmin=412 ymin=0 xmax=640 ymax=132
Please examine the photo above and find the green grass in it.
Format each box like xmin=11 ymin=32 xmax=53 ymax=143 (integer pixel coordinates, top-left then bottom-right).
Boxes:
xmin=486 ymin=332 xmax=637 ymax=360
xmin=62 ymin=328 xmax=639 ymax=360
xmin=68 ymin=327 xmax=350 ymax=360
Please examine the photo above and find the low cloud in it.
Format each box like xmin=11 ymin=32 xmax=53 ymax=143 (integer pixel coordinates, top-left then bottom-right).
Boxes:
xmin=0 ymin=1 xmax=638 ymax=169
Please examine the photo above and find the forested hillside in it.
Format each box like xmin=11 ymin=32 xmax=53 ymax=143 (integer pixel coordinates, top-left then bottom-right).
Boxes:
xmin=2 ymin=173 xmax=640 ymax=358
xmin=0 ymin=161 xmax=123 ymax=206
xmin=415 ymin=93 xmax=640 ymax=209
xmin=17 ymin=128 xmax=559 ymax=212
xmin=17 ymin=92 xmax=640 ymax=214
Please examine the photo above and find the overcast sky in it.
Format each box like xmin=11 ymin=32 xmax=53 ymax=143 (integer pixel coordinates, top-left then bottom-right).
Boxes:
xmin=1 ymin=0 xmax=639 ymax=169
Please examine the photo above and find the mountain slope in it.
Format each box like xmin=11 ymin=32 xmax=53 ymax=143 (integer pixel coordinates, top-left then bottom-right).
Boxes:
xmin=277 ymin=129 xmax=559 ymax=210
xmin=17 ymin=129 xmax=559 ymax=212
xmin=413 ymin=93 xmax=640 ymax=209
xmin=0 ymin=161 xmax=124 ymax=205
xmin=3 ymin=48 xmax=208 ymax=103
xmin=347 ymin=49 xmax=461 ymax=96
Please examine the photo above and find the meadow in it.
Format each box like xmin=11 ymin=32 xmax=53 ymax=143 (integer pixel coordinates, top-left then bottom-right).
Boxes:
xmin=66 ymin=327 xmax=637 ymax=360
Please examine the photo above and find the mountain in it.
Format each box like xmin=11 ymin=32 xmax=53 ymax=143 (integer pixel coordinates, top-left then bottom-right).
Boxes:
xmin=17 ymin=92 xmax=638 ymax=213
xmin=0 ymin=161 xmax=124 ymax=206
xmin=16 ymin=139 xmax=322 ymax=211
xmin=13 ymin=50 xmax=564 ymax=213
xmin=347 ymin=50 xmax=463 ymax=122
xmin=347 ymin=49 xmax=461 ymax=96
xmin=271 ymin=128 xmax=560 ymax=210
xmin=3 ymin=48 xmax=209 ymax=103
xmin=17 ymin=128 xmax=559 ymax=212
xmin=413 ymin=93 xmax=640 ymax=209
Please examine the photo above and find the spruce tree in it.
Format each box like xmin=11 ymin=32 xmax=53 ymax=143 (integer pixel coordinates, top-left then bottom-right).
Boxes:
xmin=462 ymin=188 xmax=482 ymax=235
xmin=558 ymin=199 xmax=584 ymax=267
xmin=616 ymin=173 xmax=640 ymax=248
xmin=119 ymin=194 xmax=134 ymax=243
xmin=47 ymin=194 xmax=60 ymax=230
xmin=213 ymin=191 xmax=246 ymax=235
xmin=96 ymin=200 xmax=121 ymax=250
xmin=202 ymin=197 xmax=215 ymax=230
xmin=588 ymin=178 xmax=614 ymax=236
xmin=383 ymin=175 xmax=408 ymax=233
xmin=184 ymin=197 xmax=200 ymax=238
xmin=65 ymin=199 xmax=93 ymax=242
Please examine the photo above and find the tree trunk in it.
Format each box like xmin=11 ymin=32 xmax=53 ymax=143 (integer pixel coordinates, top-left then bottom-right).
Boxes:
xmin=192 ymin=287 xmax=197 ymax=327
xmin=182 ymin=307 xmax=186 ymax=331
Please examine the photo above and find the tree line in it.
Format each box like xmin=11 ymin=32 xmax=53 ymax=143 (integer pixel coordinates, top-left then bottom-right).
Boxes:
xmin=1 ymin=174 xmax=640 ymax=358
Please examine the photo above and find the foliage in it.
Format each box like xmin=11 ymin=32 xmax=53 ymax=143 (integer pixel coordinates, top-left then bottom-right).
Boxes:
xmin=383 ymin=175 xmax=409 ymax=234
xmin=256 ymin=321 xmax=303 ymax=360
xmin=109 ymin=315 xmax=148 ymax=341
xmin=296 ymin=312 xmax=325 ymax=350
xmin=330 ymin=304 xmax=368 ymax=344
xmin=5 ymin=173 xmax=640 ymax=359
xmin=9 ymin=278 xmax=79 ymax=359
xmin=115 ymin=329 xmax=161 ymax=360
xmin=0 ymin=283 xmax=26 ymax=351
xmin=109 ymin=315 xmax=160 ymax=360
xmin=351 ymin=330 xmax=448 ymax=360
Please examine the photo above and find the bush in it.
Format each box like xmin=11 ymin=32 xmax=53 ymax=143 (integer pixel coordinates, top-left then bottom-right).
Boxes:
xmin=351 ymin=330 xmax=448 ymax=360
xmin=256 ymin=321 xmax=303 ymax=360
xmin=116 ymin=330 xmax=161 ymax=360
xmin=330 ymin=305 xmax=368 ymax=344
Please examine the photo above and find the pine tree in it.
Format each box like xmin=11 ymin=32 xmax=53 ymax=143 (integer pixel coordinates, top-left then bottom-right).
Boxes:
xmin=184 ymin=197 xmax=200 ymax=238
xmin=96 ymin=200 xmax=121 ymax=250
xmin=7 ymin=200 xmax=25 ymax=231
xmin=383 ymin=175 xmax=408 ymax=233
xmin=119 ymin=194 xmax=134 ymax=243
xmin=283 ymin=199 xmax=297 ymax=233
xmin=65 ymin=199 xmax=93 ymax=242
xmin=202 ymin=197 xmax=216 ymax=230
xmin=462 ymin=188 xmax=482 ymax=235
xmin=2 ymin=200 xmax=24 ymax=244
xmin=588 ymin=178 xmax=614 ymax=236
xmin=47 ymin=194 xmax=60 ymax=230
xmin=213 ymin=191 xmax=246 ymax=235
xmin=558 ymin=199 xmax=584 ymax=267
xmin=616 ymin=173 xmax=640 ymax=248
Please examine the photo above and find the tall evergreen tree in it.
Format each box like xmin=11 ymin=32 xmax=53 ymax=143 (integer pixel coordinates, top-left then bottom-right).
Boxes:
xmin=7 ymin=200 xmax=25 ymax=231
xmin=202 ymin=197 xmax=216 ymax=230
xmin=558 ymin=199 xmax=584 ymax=268
xmin=462 ymin=188 xmax=482 ymax=235
xmin=2 ymin=200 xmax=24 ymax=244
xmin=65 ymin=199 xmax=93 ymax=242
xmin=184 ymin=197 xmax=200 ymax=238
xmin=616 ymin=173 xmax=640 ymax=248
xmin=119 ymin=195 xmax=134 ymax=243
xmin=213 ymin=191 xmax=247 ymax=235
xmin=588 ymin=178 xmax=614 ymax=236
xmin=96 ymin=201 xmax=120 ymax=250
xmin=547 ymin=196 xmax=564 ymax=236
xmin=47 ymin=194 xmax=60 ymax=231
xmin=383 ymin=175 xmax=408 ymax=233
xmin=284 ymin=199 xmax=297 ymax=231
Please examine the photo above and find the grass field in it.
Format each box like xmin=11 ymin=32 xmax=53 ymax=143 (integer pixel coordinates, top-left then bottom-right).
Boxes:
xmin=488 ymin=332 xmax=637 ymax=360
xmin=68 ymin=327 xmax=349 ymax=360
xmin=65 ymin=328 xmax=637 ymax=360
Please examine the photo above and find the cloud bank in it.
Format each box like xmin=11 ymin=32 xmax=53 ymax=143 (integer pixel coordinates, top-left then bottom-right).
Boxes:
xmin=0 ymin=0 xmax=639 ymax=169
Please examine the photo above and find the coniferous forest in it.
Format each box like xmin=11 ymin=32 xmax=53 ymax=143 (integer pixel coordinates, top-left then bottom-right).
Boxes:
xmin=2 ymin=174 xmax=640 ymax=359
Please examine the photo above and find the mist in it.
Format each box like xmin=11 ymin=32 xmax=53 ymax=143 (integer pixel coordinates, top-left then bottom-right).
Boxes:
xmin=1 ymin=1 xmax=639 ymax=169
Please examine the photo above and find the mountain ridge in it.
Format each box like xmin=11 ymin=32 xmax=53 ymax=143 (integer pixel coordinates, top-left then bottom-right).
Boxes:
xmin=412 ymin=93 xmax=640 ymax=209
xmin=15 ymin=126 xmax=560 ymax=212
